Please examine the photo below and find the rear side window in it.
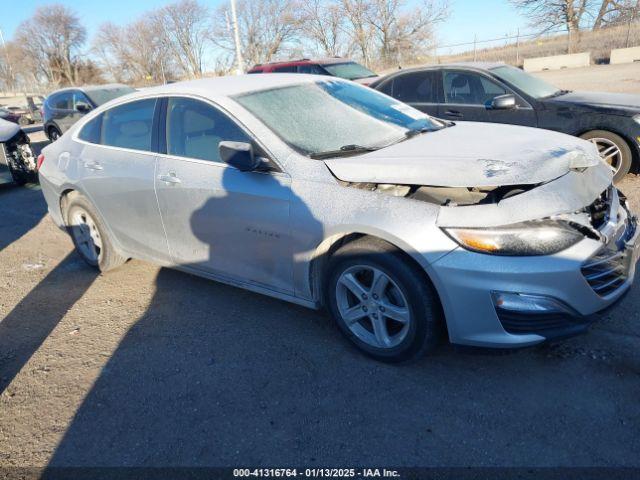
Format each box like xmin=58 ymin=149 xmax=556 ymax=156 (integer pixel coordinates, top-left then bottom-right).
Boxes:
xmin=166 ymin=97 xmax=250 ymax=162
xmin=51 ymin=92 xmax=72 ymax=110
xmin=101 ymin=99 xmax=156 ymax=151
xmin=273 ymin=65 xmax=297 ymax=73
xmin=78 ymin=114 xmax=103 ymax=143
xmin=298 ymin=64 xmax=326 ymax=74
xmin=392 ymin=71 xmax=437 ymax=103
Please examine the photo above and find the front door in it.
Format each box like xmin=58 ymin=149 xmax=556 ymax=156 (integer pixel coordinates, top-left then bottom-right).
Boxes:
xmin=155 ymin=96 xmax=293 ymax=294
xmin=440 ymin=70 xmax=537 ymax=126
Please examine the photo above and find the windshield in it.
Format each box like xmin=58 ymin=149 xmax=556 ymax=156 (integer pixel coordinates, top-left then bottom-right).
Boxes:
xmin=86 ymin=86 xmax=136 ymax=106
xmin=323 ymin=62 xmax=377 ymax=80
xmin=235 ymin=80 xmax=444 ymax=157
xmin=490 ymin=65 xmax=560 ymax=99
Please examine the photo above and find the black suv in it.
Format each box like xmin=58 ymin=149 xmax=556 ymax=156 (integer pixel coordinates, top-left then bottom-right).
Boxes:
xmin=372 ymin=62 xmax=640 ymax=182
xmin=43 ymin=84 xmax=135 ymax=141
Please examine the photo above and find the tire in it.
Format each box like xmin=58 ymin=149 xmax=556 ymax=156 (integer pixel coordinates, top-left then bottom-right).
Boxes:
xmin=65 ymin=193 xmax=126 ymax=272
xmin=325 ymin=237 xmax=444 ymax=363
xmin=580 ymin=130 xmax=632 ymax=183
xmin=48 ymin=126 xmax=62 ymax=142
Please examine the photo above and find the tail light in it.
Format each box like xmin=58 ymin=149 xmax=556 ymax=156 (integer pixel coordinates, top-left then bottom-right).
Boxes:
xmin=36 ymin=153 xmax=45 ymax=171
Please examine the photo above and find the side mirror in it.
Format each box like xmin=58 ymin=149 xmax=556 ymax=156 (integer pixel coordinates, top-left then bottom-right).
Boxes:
xmin=490 ymin=94 xmax=516 ymax=110
xmin=75 ymin=102 xmax=92 ymax=113
xmin=219 ymin=141 xmax=260 ymax=172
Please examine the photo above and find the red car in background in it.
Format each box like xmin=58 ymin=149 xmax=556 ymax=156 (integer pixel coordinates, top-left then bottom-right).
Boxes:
xmin=247 ymin=57 xmax=380 ymax=85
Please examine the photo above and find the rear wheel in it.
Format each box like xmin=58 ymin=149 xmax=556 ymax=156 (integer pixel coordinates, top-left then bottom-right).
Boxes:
xmin=65 ymin=193 xmax=126 ymax=272
xmin=325 ymin=238 xmax=443 ymax=362
xmin=580 ymin=130 xmax=632 ymax=183
xmin=48 ymin=126 xmax=61 ymax=141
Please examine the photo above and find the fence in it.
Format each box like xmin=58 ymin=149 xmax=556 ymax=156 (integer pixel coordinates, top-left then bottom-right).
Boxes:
xmin=404 ymin=22 xmax=640 ymax=69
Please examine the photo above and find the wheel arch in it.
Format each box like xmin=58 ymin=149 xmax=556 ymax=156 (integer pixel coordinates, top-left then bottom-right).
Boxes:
xmin=308 ymin=231 xmax=444 ymax=312
xmin=576 ymin=126 xmax=639 ymax=174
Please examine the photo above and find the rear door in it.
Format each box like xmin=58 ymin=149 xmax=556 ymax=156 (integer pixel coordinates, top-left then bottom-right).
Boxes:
xmin=155 ymin=96 xmax=293 ymax=294
xmin=380 ymin=70 xmax=441 ymax=116
xmin=77 ymin=98 xmax=170 ymax=262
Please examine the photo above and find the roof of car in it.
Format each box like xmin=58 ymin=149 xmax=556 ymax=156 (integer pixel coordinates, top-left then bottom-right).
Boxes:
xmin=119 ymin=74 xmax=326 ymax=102
xmin=370 ymin=61 xmax=509 ymax=86
xmin=47 ymin=83 xmax=132 ymax=96
xmin=251 ymin=57 xmax=354 ymax=68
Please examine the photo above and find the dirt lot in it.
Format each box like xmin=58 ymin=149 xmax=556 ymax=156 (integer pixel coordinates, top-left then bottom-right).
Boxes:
xmin=1 ymin=74 xmax=640 ymax=469
xmin=534 ymin=63 xmax=640 ymax=93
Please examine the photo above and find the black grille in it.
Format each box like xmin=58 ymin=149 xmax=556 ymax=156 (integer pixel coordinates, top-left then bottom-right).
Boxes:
xmin=497 ymin=310 xmax=586 ymax=335
xmin=581 ymin=249 xmax=628 ymax=297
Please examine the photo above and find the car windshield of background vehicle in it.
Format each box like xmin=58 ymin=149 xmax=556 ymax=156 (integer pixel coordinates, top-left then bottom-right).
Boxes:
xmin=323 ymin=62 xmax=377 ymax=80
xmin=86 ymin=86 xmax=137 ymax=106
xmin=235 ymin=80 xmax=443 ymax=157
xmin=490 ymin=66 xmax=560 ymax=99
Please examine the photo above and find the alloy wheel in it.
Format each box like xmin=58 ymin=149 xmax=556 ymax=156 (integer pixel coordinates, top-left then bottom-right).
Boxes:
xmin=588 ymin=137 xmax=623 ymax=173
xmin=70 ymin=208 xmax=102 ymax=264
xmin=335 ymin=265 xmax=411 ymax=349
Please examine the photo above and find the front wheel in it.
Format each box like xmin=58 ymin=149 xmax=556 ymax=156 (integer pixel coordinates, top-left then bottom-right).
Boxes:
xmin=48 ymin=126 xmax=61 ymax=142
xmin=580 ymin=130 xmax=632 ymax=183
xmin=325 ymin=238 xmax=443 ymax=362
xmin=65 ymin=193 xmax=126 ymax=272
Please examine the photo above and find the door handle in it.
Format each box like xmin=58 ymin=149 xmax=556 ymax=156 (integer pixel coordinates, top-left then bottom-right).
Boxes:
xmin=158 ymin=172 xmax=181 ymax=185
xmin=444 ymin=110 xmax=463 ymax=118
xmin=84 ymin=161 xmax=103 ymax=171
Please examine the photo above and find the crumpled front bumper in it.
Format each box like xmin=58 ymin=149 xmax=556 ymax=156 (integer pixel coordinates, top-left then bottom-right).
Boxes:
xmin=429 ymin=189 xmax=639 ymax=348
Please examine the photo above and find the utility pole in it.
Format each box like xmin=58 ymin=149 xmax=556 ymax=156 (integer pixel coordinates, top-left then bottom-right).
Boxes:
xmin=230 ymin=0 xmax=244 ymax=75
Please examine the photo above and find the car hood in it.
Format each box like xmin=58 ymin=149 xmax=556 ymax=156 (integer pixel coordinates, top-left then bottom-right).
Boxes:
xmin=549 ymin=91 xmax=640 ymax=111
xmin=324 ymin=122 xmax=603 ymax=188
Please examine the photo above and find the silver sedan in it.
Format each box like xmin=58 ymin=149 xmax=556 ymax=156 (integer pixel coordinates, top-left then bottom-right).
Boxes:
xmin=38 ymin=74 xmax=639 ymax=362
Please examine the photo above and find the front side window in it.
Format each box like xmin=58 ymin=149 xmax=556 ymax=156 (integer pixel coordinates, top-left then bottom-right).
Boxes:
xmin=444 ymin=71 xmax=507 ymax=105
xmin=101 ymin=98 xmax=156 ymax=151
xmin=166 ymin=97 xmax=250 ymax=162
xmin=73 ymin=92 xmax=92 ymax=109
xmin=298 ymin=64 xmax=327 ymax=75
xmin=323 ymin=62 xmax=377 ymax=81
xmin=391 ymin=71 xmax=437 ymax=103
xmin=235 ymin=80 xmax=444 ymax=157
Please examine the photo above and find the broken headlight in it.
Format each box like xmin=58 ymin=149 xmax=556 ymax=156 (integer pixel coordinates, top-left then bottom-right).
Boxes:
xmin=443 ymin=220 xmax=583 ymax=256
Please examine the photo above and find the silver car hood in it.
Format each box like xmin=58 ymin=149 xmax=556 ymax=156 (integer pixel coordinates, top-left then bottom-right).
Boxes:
xmin=324 ymin=122 xmax=602 ymax=188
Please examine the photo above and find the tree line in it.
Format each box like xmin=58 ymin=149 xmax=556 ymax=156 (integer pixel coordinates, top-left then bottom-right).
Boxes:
xmin=0 ymin=0 xmax=449 ymax=91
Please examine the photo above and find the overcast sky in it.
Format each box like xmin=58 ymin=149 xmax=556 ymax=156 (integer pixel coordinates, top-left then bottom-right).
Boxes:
xmin=0 ymin=0 xmax=530 ymax=55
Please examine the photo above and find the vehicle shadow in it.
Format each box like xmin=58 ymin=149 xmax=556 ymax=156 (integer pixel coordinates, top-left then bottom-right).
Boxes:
xmin=0 ymin=183 xmax=47 ymax=253
xmin=0 ymin=251 xmax=99 ymax=394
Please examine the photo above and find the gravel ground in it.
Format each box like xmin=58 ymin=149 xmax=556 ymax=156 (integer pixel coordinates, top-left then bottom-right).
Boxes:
xmin=533 ymin=63 xmax=640 ymax=93
xmin=0 ymin=75 xmax=639 ymax=468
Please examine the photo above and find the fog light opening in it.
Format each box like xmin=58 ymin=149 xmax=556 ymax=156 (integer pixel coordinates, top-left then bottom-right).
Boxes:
xmin=491 ymin=291 xmax=577 ymax=316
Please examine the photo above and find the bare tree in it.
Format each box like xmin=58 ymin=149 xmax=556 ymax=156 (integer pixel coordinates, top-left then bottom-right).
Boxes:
xmin=593 ymin=0 xmax=640 ymax=28
xmin=510 ymin=0 xmax=594 ymax=33
xmin=300 ymin=0 xmax=347 ymax=56
xmin=365 ymin=0 xmax=449 ymax=67
xmin=212 ymin=0 xmax=304 ymax=68
xmin=93 ymin=18 xmax=175 ymax=85
xmin=155 ymin=0 xmax=210 ymax=79
xmin=14 ymin=4 xmax=87 ymax=86
xmin=340 ymin=0 xmax=376 ymax=66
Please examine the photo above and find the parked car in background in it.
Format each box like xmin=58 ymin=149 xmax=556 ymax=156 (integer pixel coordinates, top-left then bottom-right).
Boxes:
xmin=38 ymin=75 xmax=638 ymax=362
xmin=372 ymin=62 xmax=640 ymax=182
xmin=0 ymin=106 xmax=22 ymax=124
xmin=43 ymin=84 xmax=136 ymax=141
xmin=248 ymin=57 xmax=380 ymax=85
xmin=0 ymin=118 xmax=37 ymax=184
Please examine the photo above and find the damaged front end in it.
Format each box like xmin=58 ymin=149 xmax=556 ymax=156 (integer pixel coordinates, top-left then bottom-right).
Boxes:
xmin=0 ymin=119 xmax=37 ymax=184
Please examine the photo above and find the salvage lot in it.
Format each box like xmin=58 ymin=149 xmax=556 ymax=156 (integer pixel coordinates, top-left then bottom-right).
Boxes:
xmin=1 ymin=68 xmax=640 ymax=467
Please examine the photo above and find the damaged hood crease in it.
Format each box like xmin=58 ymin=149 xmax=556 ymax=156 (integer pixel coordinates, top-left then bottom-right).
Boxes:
xmin=324 ymin=122 xmax=604 ymax=188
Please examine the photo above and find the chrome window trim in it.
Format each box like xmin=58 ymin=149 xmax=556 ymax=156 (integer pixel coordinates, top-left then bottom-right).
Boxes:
xmin=72 ymin=92 xmax=285 ymax=172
